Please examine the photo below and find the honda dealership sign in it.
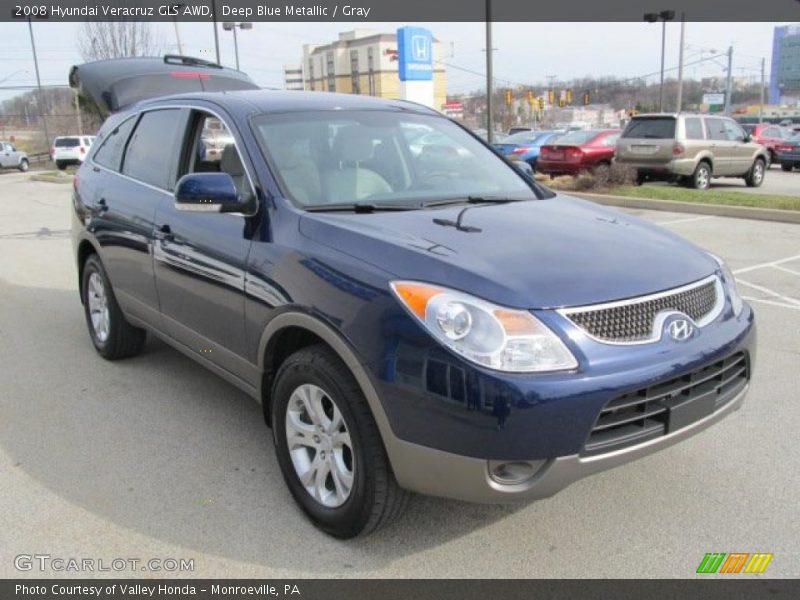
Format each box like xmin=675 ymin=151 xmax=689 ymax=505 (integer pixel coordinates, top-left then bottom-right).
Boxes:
xmin=397 ymin=26 xmax=433 ymax=81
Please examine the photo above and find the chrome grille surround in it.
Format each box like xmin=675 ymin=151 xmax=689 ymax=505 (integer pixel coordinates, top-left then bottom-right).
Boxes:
xmin=558 ymin=275 xmax=725 ymax=345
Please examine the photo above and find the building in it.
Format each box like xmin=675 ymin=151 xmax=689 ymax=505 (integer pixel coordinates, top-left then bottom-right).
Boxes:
xmin=282 ymin=64 xmax=304 ymax=91
xmin=769 ymin=24 xmax=800 ymax=104
xmin=301 ymin=29 xmax=446 ymax=109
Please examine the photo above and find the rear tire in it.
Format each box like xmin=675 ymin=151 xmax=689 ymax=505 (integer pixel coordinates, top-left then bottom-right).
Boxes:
xmin=56 ymin=161 xmax=67 ymax=171
xmin=18 ymin=159 xmax=29 ymax=172
xmin=271 ymin=344 xmax=410 ymax=538
xmin=592 ymin=162 xmax=610 ymax=180
xmin=691 ymin=162 xmax=712 ymax=190
xmin=745 ymin=158 xmax=765 ymax=188
xmin=81 ymin=254 xmax=146 ymax=360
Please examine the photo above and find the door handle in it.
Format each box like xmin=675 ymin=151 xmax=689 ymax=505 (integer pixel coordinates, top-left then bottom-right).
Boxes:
xmin=155 ymin=224 xmax=174 ymax=242
xmin=93 ymin=198 xmax=108 ymax=214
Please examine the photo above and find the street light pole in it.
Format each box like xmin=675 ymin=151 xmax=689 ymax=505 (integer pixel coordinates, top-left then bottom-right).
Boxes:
xmin=759 ymin=57 xmax=765 ymax=124
xmin=485 ymin=0 xmax=494 ymax=144
xmin=676 ymin=13 xmax=685 ymax=113
xmin=27 ymin=18 xmax=50 ymax=152
xmin=724 ymin=46 xmax=733 ymax=115
xmin=232 ymin=26 xmax=239 ymax=70
xmin=644 ymin=10 xmax=675 ymax=112
xmin=222 ymin=22 xmax=252 ymax=71
xmin=211 ymin=0 xmax=221 ymax=64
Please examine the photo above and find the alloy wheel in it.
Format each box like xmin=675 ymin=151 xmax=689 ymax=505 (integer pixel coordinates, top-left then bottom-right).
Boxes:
xmin=86 ymin=272 xmax=110 ymax=343
xmin=285 ymin=383 xmax=354 ymax=508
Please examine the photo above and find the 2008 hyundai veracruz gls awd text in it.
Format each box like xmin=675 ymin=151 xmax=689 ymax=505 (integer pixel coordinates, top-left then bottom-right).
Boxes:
xmin=70 ymin=57 xmax=755 ymax=538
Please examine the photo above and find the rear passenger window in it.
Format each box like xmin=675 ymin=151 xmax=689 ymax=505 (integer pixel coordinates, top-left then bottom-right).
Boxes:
xmin=122 ymin=109 xmax=182 ymax=189
xmin=705 ymin=118 xmax=728 ymax=141
xmin=93 ymin=117 xmax=136 ymax=171
xmin=684 ymin=118 xmax=704 ymax=140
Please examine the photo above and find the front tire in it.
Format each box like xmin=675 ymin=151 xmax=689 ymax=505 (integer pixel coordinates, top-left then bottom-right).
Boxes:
xmin=691 ymin=162 xmax=712 ymax=190
xmin=81 ymin=254 xmax=146 ymax=360
xmin=745 ymin=158 xmax=766 ymax=188
xmin=781 ymin=163 xmax=793 ymax=172
xmin=271 ymin=344 xmax=410 ymax=538
xmin=18 ymin=159 xmax=29 ymax=172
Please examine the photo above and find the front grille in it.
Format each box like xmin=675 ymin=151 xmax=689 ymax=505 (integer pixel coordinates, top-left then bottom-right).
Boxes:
xmin=582 ymin=352 xmax=749 ymax=456
xmin=563 ymin=277 xmax=720 ymax=344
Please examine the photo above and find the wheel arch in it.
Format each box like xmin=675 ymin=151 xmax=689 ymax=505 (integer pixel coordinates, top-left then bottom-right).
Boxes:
xmin=76 ymin=239 xmax=100 ymax=303
xmin=256 ymin=312 xmax=394 ymax=440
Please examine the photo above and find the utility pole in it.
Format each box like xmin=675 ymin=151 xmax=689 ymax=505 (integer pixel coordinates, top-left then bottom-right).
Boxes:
xmin=659 ymin=20 xmax=666 ymax=111
xmin=485 ymin=0 xmax=494 ymax=143
xmin=74 ymin=90 xmax=83 ymax=135
xmin=676 ymin=13 xmax=685 ymax=113
xmin=759 ymin=57 xmax=765 ymax=124
xmin=724 ymin=46 xmax=733 ymax=115
xmin=27 ymin=18 xmax=49 ymax=152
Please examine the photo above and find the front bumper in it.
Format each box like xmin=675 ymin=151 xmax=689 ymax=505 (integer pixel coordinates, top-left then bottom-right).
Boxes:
xmin=387 ymin=383 xmax=748 ymax=503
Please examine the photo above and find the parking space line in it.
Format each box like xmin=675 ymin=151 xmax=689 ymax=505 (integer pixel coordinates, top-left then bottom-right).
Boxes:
xmin=733 ymin=254 xmax=800 ymax=275
xmin=658 ymin=216 xmax=715 ymax=226
xmin=772 ymin=264 xmax=800 ymax=278
xmin=737 ymin=278 xmax=800 ymax=307
xmin=742 ymin=296 xmax=800 ymax=311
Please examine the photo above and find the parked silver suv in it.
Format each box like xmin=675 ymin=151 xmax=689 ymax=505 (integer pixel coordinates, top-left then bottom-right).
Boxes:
xmin=0 ymin=141 xmax=29 ymax=172
xmin=615 ymin=113 xmax=769 ymax=189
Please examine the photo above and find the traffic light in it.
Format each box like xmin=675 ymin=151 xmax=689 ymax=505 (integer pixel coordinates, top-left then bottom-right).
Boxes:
xmin=547 ymin=89 xmax=555 ymax=105
xmin=527 ymin=90 xmax=534 ymax=105
xmin=583 ymin=91 xmax=591 ymax=106
xmin=538 ymin=96 xmax=545 ymax=110
xmin=565 ymin=89 xmax=573 ymax=105
xmin=505 ymin=89 xmax=513 ymax=106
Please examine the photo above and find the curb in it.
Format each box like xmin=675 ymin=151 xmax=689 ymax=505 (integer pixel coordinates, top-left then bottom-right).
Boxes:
xmin=29 ymin=172 xmax=75 ymax=185
xmin=571 ymin=192 xmax=800 ymax=225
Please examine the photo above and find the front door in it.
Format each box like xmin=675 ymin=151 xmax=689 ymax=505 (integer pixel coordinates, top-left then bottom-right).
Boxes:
xmin=704 ymin=117 xmax=735 ymax=175
xmin=153 ymin=108 xmax=257 ymax=383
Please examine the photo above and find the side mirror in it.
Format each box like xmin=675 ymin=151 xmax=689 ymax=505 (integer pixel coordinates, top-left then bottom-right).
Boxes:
xmin=743 ymin=133 xmax=752 ymax=143
xmin=512 ymin=160 xmax=534 ymax=179
xmin=174 ymin=172 xmax=253 ymax=214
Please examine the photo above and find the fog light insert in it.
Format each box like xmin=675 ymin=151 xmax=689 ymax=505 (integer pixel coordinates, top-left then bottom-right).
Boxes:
xmin=488 ymin=460 xmax=544 ymax=486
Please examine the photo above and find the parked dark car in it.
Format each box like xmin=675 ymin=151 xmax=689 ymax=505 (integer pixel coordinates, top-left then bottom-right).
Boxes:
xmin=70 ymin=57 xmax=755 ymax=538
xmin=776 ymin=132 xmax=800 ymax=171
xmin=537 ymin=129 xmax=621 ymax=177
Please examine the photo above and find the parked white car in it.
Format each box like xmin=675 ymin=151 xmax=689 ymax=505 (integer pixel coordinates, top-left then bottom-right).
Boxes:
xmin=0 ymin=141 xmax=29 ymax=172
xmin=51 ymin=135 xmax=96 ymax=170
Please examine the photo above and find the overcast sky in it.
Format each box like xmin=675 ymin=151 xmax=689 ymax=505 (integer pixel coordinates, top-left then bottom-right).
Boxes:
xmin=0 ymin=21 xmax=790 ymax=102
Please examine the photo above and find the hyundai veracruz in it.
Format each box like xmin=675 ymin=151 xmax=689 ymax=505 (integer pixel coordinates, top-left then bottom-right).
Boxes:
xmin=70 ymin=57 xmax=755 ymax=538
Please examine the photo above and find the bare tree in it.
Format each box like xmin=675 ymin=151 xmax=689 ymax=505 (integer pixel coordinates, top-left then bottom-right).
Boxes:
xmin=78 ymin=22 xmax=162 ymax=62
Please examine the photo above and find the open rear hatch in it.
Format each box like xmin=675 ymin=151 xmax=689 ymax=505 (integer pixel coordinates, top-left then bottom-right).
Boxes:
xmin=69 ymin=55 xmax=259 ymax=115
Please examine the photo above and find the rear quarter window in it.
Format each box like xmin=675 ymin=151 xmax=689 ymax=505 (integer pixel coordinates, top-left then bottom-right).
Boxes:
xmin=93 ymin=116 xmax=137 ymax=172
xmin=621 ymin=118 xmax=676 ymax=139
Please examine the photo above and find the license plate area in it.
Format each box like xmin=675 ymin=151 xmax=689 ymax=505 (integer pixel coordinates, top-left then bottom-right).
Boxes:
xmin=659 ymin=389 xmax=717 ymax=433
xmin=630 ymin=144 xmax=659 ymax=155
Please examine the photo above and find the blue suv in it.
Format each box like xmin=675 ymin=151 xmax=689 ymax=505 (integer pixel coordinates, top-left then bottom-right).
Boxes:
xmin=70 ymin=57 xmax=755 ymax=538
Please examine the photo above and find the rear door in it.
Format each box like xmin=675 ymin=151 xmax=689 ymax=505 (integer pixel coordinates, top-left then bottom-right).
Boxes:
xmin=704 ymin=117 xmax=735 ymax=175
xmin=86 ymin=108 xmax=186 ymax=326
xmin=617 ymin=117 xmax=676 ymax=165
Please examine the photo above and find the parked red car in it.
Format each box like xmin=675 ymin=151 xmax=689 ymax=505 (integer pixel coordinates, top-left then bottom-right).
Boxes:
xmin=537 ymin=129 xmax=621 ymax=176
xmin=741 ymin=124 xmax=793 ymax=166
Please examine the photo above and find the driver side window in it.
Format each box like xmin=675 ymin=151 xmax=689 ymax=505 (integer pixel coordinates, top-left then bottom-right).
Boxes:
xmin=182 ymin=112 xmax=253 ymax=200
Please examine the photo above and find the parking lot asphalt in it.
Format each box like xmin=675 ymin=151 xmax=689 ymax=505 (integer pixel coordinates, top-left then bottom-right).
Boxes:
xmin=1 ymin=170 xmax=799 ymax=578
xmin=647 ymin=165 xmax=800 ymax=196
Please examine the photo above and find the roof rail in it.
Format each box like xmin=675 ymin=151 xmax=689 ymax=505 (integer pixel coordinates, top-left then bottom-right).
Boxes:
xmin=163 ymin=55 xmax=223 ymax=69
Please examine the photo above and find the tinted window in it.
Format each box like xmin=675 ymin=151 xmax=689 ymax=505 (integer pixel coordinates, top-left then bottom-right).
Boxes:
xmin=122 ymin=109 xmax=182 ymax=189
xmin=705 ymin=118 xmax=728 ymax=141
xmin=622 ymin=118 xmax=676 ymax=139
xmin=55 ymin=137 xmax=80 ymax=147
xmin=723 ymin=120 xmax=746 ymax=142
xmin=93 ymin=117 xmax=137 ymax=171
xmin=684 ymin=117 xmax=704 ymax=140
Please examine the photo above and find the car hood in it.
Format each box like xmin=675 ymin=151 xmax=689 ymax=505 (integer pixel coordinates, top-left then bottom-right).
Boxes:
xmin=299 ymin=194 xmax=717 ymax=309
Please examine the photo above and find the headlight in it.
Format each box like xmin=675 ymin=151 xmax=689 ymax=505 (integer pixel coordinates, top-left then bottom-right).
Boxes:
xmin=390 ymin=281 xmax=578 ymax=373
xmin=710 ymin=254 xmax=743 ymax=316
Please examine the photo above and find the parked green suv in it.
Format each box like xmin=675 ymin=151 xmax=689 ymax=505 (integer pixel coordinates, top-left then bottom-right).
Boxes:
xmin=615 ymin=113 xmax=769 ymax=189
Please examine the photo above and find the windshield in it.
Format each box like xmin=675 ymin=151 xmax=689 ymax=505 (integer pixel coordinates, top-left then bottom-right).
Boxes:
xmin=251 ymin=110 xmax=539 ymax=207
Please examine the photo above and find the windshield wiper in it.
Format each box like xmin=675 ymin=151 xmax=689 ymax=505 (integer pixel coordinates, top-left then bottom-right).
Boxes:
xmin=422 ymin=195 xmax=522 ymax=208
xmin=304 ymin=202 xmax=417 ymax=213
